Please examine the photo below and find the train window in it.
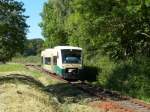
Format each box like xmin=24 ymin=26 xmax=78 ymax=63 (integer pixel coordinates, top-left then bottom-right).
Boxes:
xmin=45 ymin=57 xmax=51 ymax=65
xmin=53 ymin=56 xmax=57 ymax=65
xmin=61 ymin=49 xmax=82 ymax=64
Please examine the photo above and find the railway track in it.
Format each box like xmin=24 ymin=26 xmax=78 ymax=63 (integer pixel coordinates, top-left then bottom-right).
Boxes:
xmin=25 ymin=64 xmax=150 ymax=112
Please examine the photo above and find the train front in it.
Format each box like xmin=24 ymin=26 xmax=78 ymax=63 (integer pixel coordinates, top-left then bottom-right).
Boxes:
xmin=61 ymin=48 xmax=82 ymax=79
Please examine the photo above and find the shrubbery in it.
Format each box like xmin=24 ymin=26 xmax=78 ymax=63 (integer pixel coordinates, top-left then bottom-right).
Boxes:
xmin=85 ymin=55 xmax=150 ymax=102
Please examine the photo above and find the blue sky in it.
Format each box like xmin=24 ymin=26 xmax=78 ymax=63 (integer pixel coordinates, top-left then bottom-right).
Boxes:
xmin=17 ymin=0 xmax=47 ymax=39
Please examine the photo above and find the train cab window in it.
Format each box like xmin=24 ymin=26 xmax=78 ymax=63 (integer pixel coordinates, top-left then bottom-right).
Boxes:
xmin=45 ymin=57 xmax=51 ymax=65
xmin=53 ymin=56 xmax=57 ymax=65
xmin=61 ymin=49 xmax=81 ymax=64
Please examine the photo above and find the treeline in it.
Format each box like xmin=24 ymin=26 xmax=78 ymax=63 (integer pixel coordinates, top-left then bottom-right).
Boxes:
xmin=0 ymin=0 xmax=44 ymax=63
xmin=40 ymin=0 xmax=150 ymax=60
xmin=0 ymin=0 xmax=28 ymax=63
xmin=11 ymin=38 xmax=44 ymax=64
xmin=23 ymin=38 xmax=44 ymax=56
xmin=40 ymin=0 xmax=150 ymax=101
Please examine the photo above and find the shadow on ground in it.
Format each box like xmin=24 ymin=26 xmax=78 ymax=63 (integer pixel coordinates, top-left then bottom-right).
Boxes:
xmin=0 ymin=74 xmax=44 ymax=88
xmin=45 ymin=83 xmax=95 ymax=103
xmin=0 ymin=74 xmax=96 ymax=104
xmin=0 ymin=74 xmax=57 ymax=112
xmin=79 ymin=66 xmax=100 ymax=82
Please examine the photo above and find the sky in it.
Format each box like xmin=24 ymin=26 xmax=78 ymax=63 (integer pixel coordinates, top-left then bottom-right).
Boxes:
xmin=17 ymin=0 xmax=47 ymax=39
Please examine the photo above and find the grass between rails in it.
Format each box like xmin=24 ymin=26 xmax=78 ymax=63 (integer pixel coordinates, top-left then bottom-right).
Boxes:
xmin=0 ymin=63 xmax=102 ymax=112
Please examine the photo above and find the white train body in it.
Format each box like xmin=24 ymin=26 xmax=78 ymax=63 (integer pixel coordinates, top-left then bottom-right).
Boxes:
xmin=41 ymin=46 xmax=82 ymax=79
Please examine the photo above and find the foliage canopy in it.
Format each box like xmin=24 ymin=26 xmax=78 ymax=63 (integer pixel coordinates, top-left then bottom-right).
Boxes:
xmin=24 ymin=38 xmax=44 ymax=56
xmin=0 ymin=0 xmax=28 ymax=63
xmin=40 ymin=0 xmax=150 ymax=60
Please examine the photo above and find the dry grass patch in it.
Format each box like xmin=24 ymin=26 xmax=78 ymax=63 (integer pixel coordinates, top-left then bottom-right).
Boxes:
xmin=62 ymin=103 xmax=102 ymax=112
xmin=0 ymin=83 xmax=56 ymax=112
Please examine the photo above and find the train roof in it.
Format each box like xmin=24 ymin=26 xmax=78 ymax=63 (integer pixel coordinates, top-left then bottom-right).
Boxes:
xmin=41 ymin=48 xmax=56 ymax=57
xmin=54 ymin=46 xmax=82 ymax=50
xmin=41 ymin=46 xmax=82 ymax=57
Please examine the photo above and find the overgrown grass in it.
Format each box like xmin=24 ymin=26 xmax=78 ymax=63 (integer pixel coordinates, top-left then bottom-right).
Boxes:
xmin=11 ymin=55 xmax=41 ymax=64
xmin=0 ymin=63 xmax=59 ymax=112
xmin=0 ymin=83 xmax=56 ymax=112
xmin=0 ymin=63 xmax=60 ymax=85
xmin=0 ymin=63 xmax=26 ymax=72
xmin=85 ymin=55 xmax=150 ymax=102
xmin=0 ymin=63 xmax=103 ymax=112
xmin=7 ymin=55 xmax=150 ymax=103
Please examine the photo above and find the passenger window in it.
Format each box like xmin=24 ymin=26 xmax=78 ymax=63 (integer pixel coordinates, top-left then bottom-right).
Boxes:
xmin=45 ymin=57 xmax=51 ymax=65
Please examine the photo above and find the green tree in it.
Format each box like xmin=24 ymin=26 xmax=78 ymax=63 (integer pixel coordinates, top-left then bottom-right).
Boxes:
xmin=65 ymin=0 xmax=118 ymax=57
xmin=24 ymin=38 xmax=44 ymax=56
xmin=40 ymin=0 xmax=69 ymax=47
xmin=40 ymin=0 xmax=150 ymax=59
xmin=100 ymin=0 xmax=150 ymax=59
xmin=65 ymin=0 xmax=150 ymax=59
xmin=0 ymin=0 xmax=28 ymax=63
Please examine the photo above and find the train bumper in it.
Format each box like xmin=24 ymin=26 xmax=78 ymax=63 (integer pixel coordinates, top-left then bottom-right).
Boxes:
xmin=63 ymin=68 xmax=82 ymax=79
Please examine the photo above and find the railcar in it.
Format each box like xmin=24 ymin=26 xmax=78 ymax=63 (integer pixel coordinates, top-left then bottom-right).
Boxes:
xmin=41 ymin=46 xmax=82 ymax=79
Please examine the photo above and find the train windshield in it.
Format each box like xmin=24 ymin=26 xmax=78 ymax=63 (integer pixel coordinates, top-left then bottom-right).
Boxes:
xmin=61 ymin=49 xmax=82 ymax=64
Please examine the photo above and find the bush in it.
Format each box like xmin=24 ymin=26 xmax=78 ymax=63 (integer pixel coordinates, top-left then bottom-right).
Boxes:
xmin=104 ymin=57 xmax=150 ymax=101
xmin=84 ymin=55 xmax=116 ymax=84
xmin=84 ymin=54 xmax=150 ymax=102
